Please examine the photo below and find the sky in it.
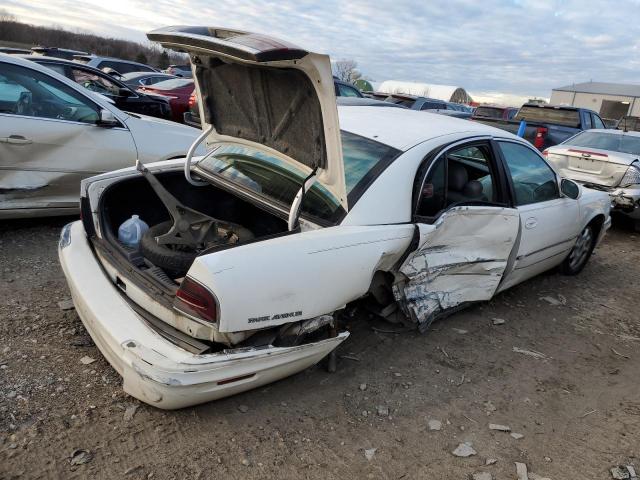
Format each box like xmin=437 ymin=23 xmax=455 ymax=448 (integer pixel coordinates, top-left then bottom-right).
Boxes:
xmin=3 ymin=0 xmax=640 ymax=97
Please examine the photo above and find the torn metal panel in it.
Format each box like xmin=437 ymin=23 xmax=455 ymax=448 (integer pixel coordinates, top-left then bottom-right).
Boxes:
xmin=394 ymin=206 xmax=520 ymax=329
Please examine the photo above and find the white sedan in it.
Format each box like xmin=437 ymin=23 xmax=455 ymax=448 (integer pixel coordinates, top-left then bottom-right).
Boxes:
xmin=0 ymin=54 xmax=204 ymax=219
xmin=59 ymin=26 xmax=611 ymax=409
xmin=544 ymin=128 xmax=640 ymax=230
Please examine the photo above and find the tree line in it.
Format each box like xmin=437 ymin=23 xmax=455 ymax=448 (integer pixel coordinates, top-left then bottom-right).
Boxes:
xmin=0 ymin=13 xmax=185 ymax=68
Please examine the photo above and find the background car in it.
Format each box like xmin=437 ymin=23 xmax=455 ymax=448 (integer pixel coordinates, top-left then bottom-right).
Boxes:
xmin=30 ymin=46 xmax=89 ymax=60
xmin=473 ymin=103 xmax=607 ymax=150
xmin=73 ymin=54 xmax=157 ymax=74
xmin=164 ymin=64 xmax=192 ymax=78
xmin=544 ymin=129 xmax=640 ymax=230
xmin=385 ymin=94 xmax=473 ymax=118
xmin=24 ymin=55 xmax=173 ymax=120
xmin=472 ymin=105 xmax=518 ymax=120
xmin=121 ymin=71 xmax=177 ymax=88
xmin=0 ymin=54 xmax=203 ymax=219
xmin=334 ymin=78 xmax=363 ymax=97
xmin=137 ymin=78 xmax=194 ymax=123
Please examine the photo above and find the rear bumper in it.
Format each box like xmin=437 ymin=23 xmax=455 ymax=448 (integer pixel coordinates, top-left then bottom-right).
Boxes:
xmin=58 ymin=221 xmax=348 ymax=409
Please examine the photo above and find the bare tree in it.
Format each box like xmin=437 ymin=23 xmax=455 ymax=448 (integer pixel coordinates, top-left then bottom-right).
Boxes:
xmin=0 ymin=9 xmax=16 ymax=22
xmin=333 ymin=59 xmax=362 ymax=84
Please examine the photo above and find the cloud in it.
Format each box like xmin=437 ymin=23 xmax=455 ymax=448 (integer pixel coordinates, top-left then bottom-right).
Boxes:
xmin=4 ymin=0 xmax=639 ymax=97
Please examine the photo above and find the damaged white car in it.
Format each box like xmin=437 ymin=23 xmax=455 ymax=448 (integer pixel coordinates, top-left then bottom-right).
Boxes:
xmin=59 ymin=26 xmax=611 ymax=409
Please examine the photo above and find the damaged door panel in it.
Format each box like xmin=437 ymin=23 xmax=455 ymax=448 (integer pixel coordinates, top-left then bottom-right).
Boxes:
xmin=394 ymin=206 xmax=520 ymax=330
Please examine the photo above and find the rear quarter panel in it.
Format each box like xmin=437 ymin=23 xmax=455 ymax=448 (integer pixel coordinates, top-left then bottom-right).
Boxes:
xmin=187 ymin=225 xmax=415 ymax=333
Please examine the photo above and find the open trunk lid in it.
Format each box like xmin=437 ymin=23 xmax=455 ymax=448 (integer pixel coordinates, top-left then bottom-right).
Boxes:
xmin=147 ymin=26 xmax=348 ymax=210
xmin=546 ymin=146 xmax=637 ymax=187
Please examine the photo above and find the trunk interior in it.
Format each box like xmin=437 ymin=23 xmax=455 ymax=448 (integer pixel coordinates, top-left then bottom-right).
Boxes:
xmin=99 ymin=170 xmax=289 ymax=285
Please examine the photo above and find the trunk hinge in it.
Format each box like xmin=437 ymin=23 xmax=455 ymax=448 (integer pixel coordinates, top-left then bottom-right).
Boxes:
xmin=288 ymin=167 xmax=318 ymax=231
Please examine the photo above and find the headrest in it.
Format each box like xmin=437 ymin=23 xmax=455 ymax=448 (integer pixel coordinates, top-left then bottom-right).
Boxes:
xmin=463 ymin=179 xmax=484 ymax=198
xmin=448 ymin=163 xmax=468 ymax=191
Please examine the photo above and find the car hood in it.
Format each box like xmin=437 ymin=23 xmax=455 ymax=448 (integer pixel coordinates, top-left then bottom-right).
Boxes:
xmin=147 ymin=25 xmax=347 ymax=210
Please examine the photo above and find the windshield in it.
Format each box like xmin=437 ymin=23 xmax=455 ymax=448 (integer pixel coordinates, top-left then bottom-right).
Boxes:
xmin=565 ymin=131 xmax=640 ymax=155
xmin=515 ymin=106 xmax=580 ymax=127
xmin=197 ymin=131 xmax=400 ymax=224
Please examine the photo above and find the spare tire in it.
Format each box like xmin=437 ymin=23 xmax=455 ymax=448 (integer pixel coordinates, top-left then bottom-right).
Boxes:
xmin=140 ymin=220 xmax=254 ymax=278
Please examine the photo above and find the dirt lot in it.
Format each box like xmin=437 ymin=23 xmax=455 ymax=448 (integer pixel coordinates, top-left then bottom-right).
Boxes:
xmin=1 ymin=216 xmax=639 ymax=479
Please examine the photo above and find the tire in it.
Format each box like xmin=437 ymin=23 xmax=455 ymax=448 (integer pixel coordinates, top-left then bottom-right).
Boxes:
xmin=140 ymin=221 xmax=197 ymax=278
xmin=560 ymin=224 xmax=595 ymax=275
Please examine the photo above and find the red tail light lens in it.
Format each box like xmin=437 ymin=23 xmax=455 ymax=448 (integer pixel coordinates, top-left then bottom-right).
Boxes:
xmin=534 ymin=127 xmax=548 ymax=149
xmin=188 ymin=92 xmax=196 ymax=108
xmin=174 ymin=277 xmax=218 ymax=323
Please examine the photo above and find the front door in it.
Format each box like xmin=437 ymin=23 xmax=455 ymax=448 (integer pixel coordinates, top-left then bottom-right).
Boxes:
xmin=0 ymin=61 xmax=136 ymax=215
xmin=396 ymin=140 xmax=520 ymax=330
xmin=495 ymin=140 xmax=580 ymax=291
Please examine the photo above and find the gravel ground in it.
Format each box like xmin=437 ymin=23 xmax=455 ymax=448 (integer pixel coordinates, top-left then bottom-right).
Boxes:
xmin=1 ymin=216 xmax=639 ymax=479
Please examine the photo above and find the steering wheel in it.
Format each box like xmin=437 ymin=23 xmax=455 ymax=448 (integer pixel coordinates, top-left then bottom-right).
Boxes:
xmin=13 ymin=91 xmax=33 ymax=116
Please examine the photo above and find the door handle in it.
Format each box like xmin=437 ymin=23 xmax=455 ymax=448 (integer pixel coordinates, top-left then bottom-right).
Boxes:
xmin=0 ymin=135 xmax=32 ymax=145
xmin=525 ymin=217 xmax=538 ymax=229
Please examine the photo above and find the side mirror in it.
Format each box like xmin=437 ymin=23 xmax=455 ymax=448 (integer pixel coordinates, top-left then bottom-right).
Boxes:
xmin=560 ymin=178 xmax=580 ymax=199
xmin=97 ymin=109 xmax=118 ymax=127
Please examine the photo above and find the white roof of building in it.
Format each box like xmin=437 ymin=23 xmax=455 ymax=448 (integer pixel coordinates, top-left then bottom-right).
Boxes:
xmin=376 ymin=81 xmax=471 ymax=103
xmin=553 ymin=81 xmax=640 ymax=98
xmin=337 ymin=105 xmax=516 ymax=151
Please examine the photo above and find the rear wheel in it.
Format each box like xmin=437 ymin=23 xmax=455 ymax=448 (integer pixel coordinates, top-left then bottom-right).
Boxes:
xmin=560 ymin=224 xmax=595 ymax=275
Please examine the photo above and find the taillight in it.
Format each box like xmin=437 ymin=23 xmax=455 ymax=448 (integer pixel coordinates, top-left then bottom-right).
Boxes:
xmin=174 ymin=277 xmax=218 ymax=323
xmin=188 ymin=92 xmax=196 ymax=108
xmin=534 ymin=126 xmax=548 ymax=149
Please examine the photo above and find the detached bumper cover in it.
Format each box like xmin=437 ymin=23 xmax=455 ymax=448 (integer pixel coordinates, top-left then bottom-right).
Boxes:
xmin=58 ymin=221 xmax=348 ymax=409
xmin=610 ymin=187 xmax=640 ymax=219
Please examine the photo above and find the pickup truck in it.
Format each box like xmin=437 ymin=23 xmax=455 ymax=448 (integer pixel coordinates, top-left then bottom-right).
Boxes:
xmin=472 ymin=103 xmax=607 ymax=150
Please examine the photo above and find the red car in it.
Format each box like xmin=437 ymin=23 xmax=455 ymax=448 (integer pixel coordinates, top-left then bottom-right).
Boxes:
xmin=137 ymin=78 xmax=194 ymax=123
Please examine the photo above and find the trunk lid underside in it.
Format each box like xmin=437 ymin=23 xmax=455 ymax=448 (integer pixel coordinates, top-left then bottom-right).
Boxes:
xmin=147 ymin=25 xmax=348 ymax=210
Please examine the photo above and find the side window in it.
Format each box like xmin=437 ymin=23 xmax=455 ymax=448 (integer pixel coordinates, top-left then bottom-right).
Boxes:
xmin=0 ymin=62 xmax=99 ymax=124
xmin=583 ymin=111 xmax=593 ymax=129
xmin=416 ymin=144 xmax=498 ymax=219
xmin=337 ymin=84 xmax=361 ymax=97
xmin=41 ymin=63 xmax=67 ymax=77
xmin=499 ymin=141 xmax=559 ymax=206
xmin=592 ymin=113 xmax=605 ymax=129
xmin=71 ymin=68 xmax=121 ymax=96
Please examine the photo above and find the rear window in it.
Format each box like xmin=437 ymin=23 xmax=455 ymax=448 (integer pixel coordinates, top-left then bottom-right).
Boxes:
xmin=148 ymin=78 xmax=193 ymax=90
xmin=618 ymin=117 xmax=640 ymax=132
xmin=515 ymin=106 xmax=581 ymax=128
xmin=564 ymin=131 xmax=640 ymax=155
xmin=196 ymin=131 xmax=400 ymax=224
xmin=474 ymin=107 xmax=503 ymax=119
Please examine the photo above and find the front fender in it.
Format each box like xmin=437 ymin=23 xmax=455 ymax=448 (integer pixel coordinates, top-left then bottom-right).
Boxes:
xmin=187 ymin=225 xmax=414 ymax=332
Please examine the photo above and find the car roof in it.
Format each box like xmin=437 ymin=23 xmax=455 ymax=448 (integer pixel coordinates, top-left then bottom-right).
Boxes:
xmin=338 ymin=105 xmax=519 ymax=151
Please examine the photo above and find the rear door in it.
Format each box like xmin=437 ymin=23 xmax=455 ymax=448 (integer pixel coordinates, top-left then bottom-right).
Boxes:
xmin=0 ymin=60 xmax=136 ymax=214
xmin=147 ymin=26 xmax=348 ymax=210
xmin=396 ymin=139 xmax=520 ymax=330
xmin=496 ymin=140 xmax=580 ymax=291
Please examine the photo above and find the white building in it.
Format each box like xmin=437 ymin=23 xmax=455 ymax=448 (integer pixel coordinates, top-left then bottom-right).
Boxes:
xmin=551 ymin=81 xmax=640 ymax=120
